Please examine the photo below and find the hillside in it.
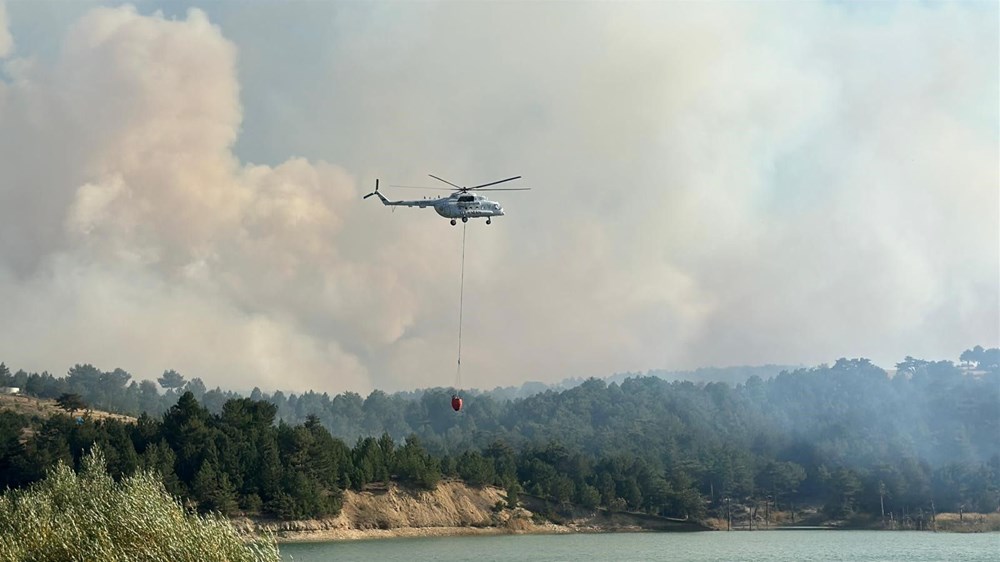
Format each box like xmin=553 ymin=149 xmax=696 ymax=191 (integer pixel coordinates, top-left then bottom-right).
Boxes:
xmin=0 ymin=391 xmax=714 ymax=539
xmin=1 ymin=351 xmax=997 ymax=531
xmin=237 ymin=480 xmax=708 ymax=542
xmin=0 ymin=393 xmax=135 ymax=424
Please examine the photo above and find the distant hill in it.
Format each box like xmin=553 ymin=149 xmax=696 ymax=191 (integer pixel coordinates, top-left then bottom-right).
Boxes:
xmin=475 ymin=365 xmax=799 ymax=403
xmin=606 ymin=364 xmax=799 ymax=386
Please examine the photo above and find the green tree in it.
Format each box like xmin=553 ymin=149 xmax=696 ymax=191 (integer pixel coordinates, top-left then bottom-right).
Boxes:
xmin=140 ymin=440 xmax=184 ymax=497
xmin=576 ymin=483 xmax=601 ymax=509
xmin=161 ymin=392 xmax=215 ymax=484
xmin=186 ymin=377 xmax=208 ymax=401
xmin=55 ymin=393 xmax=87 ymax=416
xmin=757 ymin=460 xmax=806 ymax=510
xmin=457 ymin=450 xmax=494 ymax=487
xmin=822 ymin=467 xmax=863 ymax=518
xmin=0 ymin=411 xmax=29 ymax=488
xmin=97 ymin=368 xmax=132 ymax=410
xmin=157 ymin=369 xmax=186 ymax=391
xmin=65 ymin=364 xmax=102 ymax=398
xmin=138 ymin=380 xmax=162 ymax=415
xmin=394 ymin=435 xmax=441 ymax=490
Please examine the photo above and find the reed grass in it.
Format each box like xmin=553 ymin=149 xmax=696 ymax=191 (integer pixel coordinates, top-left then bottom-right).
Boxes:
xmin=0 ymin=448 xmax=279 ymax=562
xmin=932 ymin=512 xmax=1000 ymax=533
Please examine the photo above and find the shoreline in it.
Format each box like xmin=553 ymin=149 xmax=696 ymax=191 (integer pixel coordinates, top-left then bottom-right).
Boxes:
xmin=273 ymin=523 xmax=574 ymax=543
xmin=268 ymin=522 xmax=1000 ymax=543
xmin=232 ymin=483 xmax=1000 ymax=544
xmin=261 ymin=511 xmax=1000 ymax=543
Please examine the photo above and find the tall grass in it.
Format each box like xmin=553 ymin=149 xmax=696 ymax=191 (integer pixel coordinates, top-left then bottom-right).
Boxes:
xmin=0 ymin=448 xmax=279 ymax=562
xmin=932 ymin=512 xmax=1000 ymax=533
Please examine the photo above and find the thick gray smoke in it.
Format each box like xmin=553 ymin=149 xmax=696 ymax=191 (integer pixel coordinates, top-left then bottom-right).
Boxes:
xmin=0 ymin=3 xmax=996 ymax=393
xmin=0 ymin=2 xmax=10 ymax=58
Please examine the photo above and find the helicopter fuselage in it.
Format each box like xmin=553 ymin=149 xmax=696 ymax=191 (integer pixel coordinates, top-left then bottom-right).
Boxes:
xmin=364 ymin=175 xmax=526 ymax=225
xmin=433 ymin=194 xmax=504 ymax=219
xmin=374 ymin=191 xmax=504 ymax=224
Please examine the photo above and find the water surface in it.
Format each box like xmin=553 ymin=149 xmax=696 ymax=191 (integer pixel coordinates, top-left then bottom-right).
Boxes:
xmin=280 ymin=530 xmax=1000 ymax=562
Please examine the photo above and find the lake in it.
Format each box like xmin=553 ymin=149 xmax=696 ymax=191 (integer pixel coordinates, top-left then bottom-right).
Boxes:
xmin=279 ymin=530 xmax=1000 ymax=561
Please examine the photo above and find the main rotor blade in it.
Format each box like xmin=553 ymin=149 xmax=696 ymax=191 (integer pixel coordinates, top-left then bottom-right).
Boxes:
xmin=468 ymin=176 xmax=522 ymax=190
xmin=428 ymin=174 xmax=463 ymax=189
xmin=388 ymin=185 xmax=456 ymax=191
xmin=472 ymin=187 xmax=532 ymax=192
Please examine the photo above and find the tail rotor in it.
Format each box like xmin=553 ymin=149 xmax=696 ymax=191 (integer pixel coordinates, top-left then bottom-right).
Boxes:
xmin=363 ymin=179 xmax=380 ymax=199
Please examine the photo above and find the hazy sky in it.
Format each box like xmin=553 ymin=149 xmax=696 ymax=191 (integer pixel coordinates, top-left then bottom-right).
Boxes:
xmin=0 ymin=1 xmax=997 ymax=394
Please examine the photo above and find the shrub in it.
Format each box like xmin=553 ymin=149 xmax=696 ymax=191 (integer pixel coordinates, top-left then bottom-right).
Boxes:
xmin=0 ymin=447 xmax=279 ymax=562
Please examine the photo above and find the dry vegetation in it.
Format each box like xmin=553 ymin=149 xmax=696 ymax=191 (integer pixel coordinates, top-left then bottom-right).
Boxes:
xmin=932 ymin=512 xmax=1000 ymax=533
xmin=0 ymin=393 xmax=135 ymax=424
xmin=0 ymin=448 xmax=278 ymax=562
xmin=703 ymin=509 xmax=1000 ymax=533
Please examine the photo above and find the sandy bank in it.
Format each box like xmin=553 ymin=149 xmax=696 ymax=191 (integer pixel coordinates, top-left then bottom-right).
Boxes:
xmin=271 ymin=523 xmax=572 ymax=543
xmin=234 ymin=480 xmax=570 ymax=543
xmin=234 ymin=480 xmax=708 ymax=543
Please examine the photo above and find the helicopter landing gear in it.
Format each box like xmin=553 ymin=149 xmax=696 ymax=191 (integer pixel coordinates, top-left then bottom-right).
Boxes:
xmin=486 ymin=218 xmax=491 ymax=225
xmin=461 ymin=217 xmax=468 ymax=223
xmin=450 ymin=219 xmax=457 ymax=226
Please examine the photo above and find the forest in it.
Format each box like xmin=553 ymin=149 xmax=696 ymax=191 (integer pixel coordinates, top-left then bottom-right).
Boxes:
xmin=0 ymin=346 xmax=997 ymax=523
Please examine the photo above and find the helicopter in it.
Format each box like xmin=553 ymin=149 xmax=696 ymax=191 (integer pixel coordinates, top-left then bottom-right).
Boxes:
xmin=363 ymin=174 xmax=530 ymax=225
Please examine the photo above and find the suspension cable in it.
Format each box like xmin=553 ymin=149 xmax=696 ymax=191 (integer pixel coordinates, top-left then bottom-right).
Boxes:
xmin=455 ymin=223 xmax=466 ymax=391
